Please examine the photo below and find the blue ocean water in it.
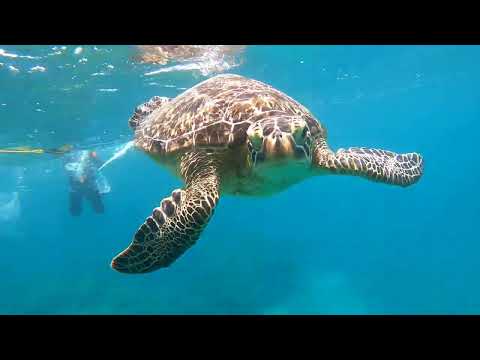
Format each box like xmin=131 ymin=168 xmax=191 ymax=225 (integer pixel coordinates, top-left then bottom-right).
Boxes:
xmin=0 ymin=45 xmax=478 ymax=314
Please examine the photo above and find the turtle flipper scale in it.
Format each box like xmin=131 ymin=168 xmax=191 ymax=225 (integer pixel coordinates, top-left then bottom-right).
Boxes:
xmin=314 ymin=145 xmax=423 ymax=187
xmin=111 ymin=153 xmax=220 ymax=273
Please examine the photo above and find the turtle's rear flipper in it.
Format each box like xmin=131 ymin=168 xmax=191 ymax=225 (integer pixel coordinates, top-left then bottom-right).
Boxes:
xmin=111 ymin=162 xmax=220 ymax=274
xmin=128 ymin=96 xmax=171 ymax=129
xmin=314 ymin=146 xmax=423 ymax=187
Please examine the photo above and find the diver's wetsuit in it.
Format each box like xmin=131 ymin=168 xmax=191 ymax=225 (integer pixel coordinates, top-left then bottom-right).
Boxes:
xmin=67 ymin=151 xmax=105 ymax=216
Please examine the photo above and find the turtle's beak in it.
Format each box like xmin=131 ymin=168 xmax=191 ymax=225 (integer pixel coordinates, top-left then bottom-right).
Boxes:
xmin=264 ymin=130 xmax=296 ymax=159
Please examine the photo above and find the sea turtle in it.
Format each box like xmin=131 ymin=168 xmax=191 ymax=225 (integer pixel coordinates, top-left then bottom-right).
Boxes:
xmin=111 ymin=74 xmax=423 ymax=274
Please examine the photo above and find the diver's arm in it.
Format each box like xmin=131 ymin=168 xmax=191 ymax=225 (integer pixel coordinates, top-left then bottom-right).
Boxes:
xmin=45 ymin=144 xmax=73 ymax=155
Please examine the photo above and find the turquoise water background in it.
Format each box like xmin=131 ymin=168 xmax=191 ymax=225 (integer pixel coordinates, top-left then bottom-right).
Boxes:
xmin=0 ymin=45 xmax=478 ymax=314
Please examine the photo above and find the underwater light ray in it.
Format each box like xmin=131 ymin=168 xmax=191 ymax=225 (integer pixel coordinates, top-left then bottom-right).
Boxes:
xmin=98 ymin=140 xmax=135 ymax=171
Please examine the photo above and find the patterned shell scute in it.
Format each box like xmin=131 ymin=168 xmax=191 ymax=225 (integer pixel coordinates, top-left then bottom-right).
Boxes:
xmin=134 ymin=74 xmax=325 ymax=155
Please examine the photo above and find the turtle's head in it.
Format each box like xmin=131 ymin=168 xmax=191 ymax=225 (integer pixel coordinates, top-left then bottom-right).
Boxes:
xmin=246 ymin=115 xmax=312 ymax=167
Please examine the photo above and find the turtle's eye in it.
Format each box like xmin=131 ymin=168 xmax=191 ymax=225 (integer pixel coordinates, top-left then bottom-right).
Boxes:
xmin=302 ymin=130 xmax=313 ymax=160
xmin=290 ymin=119 xmax=309 ymax=146
xmin=302 ymin=127 xmax=308 ymax=137
xmin=247 ymin=124 xmax=264 ymax=151
xmin=247 ymin=140 xmax=253 ymax=153
xmin=291 ymin=124 xmax=307 ymax=145
xmin=247 ymin=140 xmax=258 ymax=166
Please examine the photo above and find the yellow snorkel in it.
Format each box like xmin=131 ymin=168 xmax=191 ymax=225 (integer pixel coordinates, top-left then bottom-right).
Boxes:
xmin=0 ymin=144 xmax=73 ymax=155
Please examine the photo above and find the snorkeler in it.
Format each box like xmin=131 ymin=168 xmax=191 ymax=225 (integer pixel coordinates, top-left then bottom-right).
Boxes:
xmin=64 ymin=150 xmax=109 ymax=216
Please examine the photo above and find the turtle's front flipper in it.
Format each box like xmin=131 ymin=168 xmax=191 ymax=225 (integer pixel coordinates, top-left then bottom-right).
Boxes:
xmin=111 ymin=153 xmax=220 ymax=274
xmin=313 ymin=143 xmax=423 ymax=187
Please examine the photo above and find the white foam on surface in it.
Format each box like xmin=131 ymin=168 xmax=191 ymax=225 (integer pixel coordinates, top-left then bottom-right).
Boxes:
xmin=29 ymin=66 xmax=47 ymax=73
xmin=0 ymin=48 xmax=40 ymax=59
